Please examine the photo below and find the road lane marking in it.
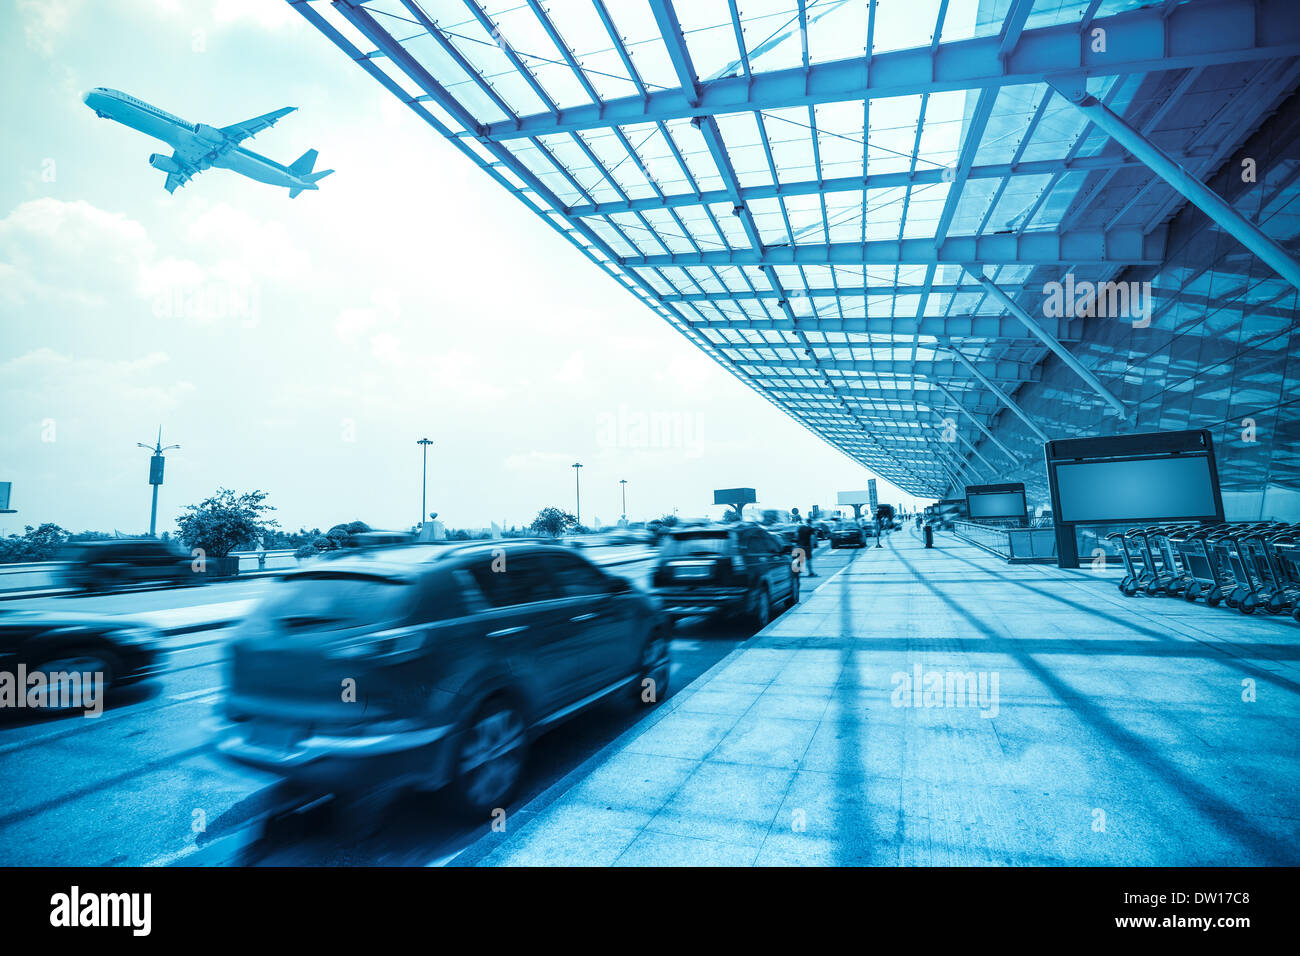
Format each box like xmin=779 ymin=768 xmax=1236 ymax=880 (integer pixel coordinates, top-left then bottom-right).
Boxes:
xmin=167 ymin=686 xmax=223 ymax=702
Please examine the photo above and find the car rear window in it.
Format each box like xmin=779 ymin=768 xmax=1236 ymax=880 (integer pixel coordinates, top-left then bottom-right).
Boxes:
xmin=262 ymin=573 xmax=415 ymax=629
xmin=662 ymin=533 xmax=733 ymax=558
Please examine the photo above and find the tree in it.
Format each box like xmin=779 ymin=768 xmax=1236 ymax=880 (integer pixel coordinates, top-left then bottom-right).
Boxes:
xmin=529 ymin=506 xmax=577 ymax=537
xmin=175 ymin=488 xmax=279 ymax=558
xmin=0 ymin=523 xmax=70 ymax=563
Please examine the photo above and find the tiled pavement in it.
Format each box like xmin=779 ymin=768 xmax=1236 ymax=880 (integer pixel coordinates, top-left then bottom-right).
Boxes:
xmin=472 ymin=528 xmax=1300 ymax=866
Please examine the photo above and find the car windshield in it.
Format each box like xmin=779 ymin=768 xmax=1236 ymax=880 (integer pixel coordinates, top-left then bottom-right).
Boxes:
xmin=662 ymin=532 xmax=732 ymax=558
xmin=261 ymin=573 xmax=414 ymax=630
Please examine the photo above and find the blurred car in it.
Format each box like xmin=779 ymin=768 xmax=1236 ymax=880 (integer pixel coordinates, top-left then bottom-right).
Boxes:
xmin=768 ymin=525 xmax=799 ymax=549
xmin=0 ymin=608 xmax=165 ymax=702
xmin=601 ymin=528 xmax=653 ymax=546
xmin=829 ymin=521 xmax=869 ymax=549
xmin=60 ymin=538 xmax=196 ymax=592
xmin=651 ymin=524 xmax=798 ymax=628
xmin=216 ymin=541 xmax=670 ymax=817
xmin=812 ymin=521 xmax=831 ymax=541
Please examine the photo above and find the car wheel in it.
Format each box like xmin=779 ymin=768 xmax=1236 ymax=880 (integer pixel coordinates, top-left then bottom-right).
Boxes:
xmin=750 ymin=587 xmax=771 ymax=629
xmin=450 ymin=696 xmax=527 ymax=818
xmin=633 ymin=631 xmax=670 ymax=706
xmin=30 ymin=649 xmax=119 ymax=707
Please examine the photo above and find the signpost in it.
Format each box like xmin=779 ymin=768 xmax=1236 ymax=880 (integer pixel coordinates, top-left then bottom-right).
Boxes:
xmin=714 ymin=487 xmax=757 ymax=521
xmin=836 ymin=490 xmax=870 ymax=521
xmin=868 ymin=478 xmax=878 ymax=514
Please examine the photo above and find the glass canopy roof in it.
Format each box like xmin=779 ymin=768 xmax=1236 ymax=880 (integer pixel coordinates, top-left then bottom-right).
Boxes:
xmin=293 ymin=0 xmax=1300 ymax=497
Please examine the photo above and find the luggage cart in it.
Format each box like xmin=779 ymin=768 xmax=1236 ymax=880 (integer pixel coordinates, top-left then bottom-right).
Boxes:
xmin=1105 ymin=529 xmax=1151 ymax=597
xmin=1237 ymin=525 xmax=1291 ymax=614
xmin=1140 ymin=523 xmax=1198 ymax=595
xmin=1267 ymin=533 xmax=1300 ymax=622
xmin=1215 ymin=523 xmax=1273 ymax=610
xmin=1180 ymin=523 xmax=1238 ymax=606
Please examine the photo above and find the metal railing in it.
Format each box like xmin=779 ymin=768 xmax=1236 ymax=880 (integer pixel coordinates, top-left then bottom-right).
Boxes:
xmin=0 ymin=542 xmax=664 ymax=596
xmin=951 ymin=520 xmax=1058 ymax=563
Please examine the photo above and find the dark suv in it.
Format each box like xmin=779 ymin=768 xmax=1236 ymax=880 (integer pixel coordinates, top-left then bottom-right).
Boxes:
xmin=651 ymin=525 xmax=798 ymax=628
xmin=216 ymin=541 xmax=670 ymax=817
xmin=829 ymin=521 xmax=868 ymax=548
xmin=60 ymin=539 xmax=196 ymax=592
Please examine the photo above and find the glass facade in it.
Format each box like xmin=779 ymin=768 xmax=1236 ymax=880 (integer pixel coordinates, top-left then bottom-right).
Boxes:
xmin=988 ymin=88 xmax=1300 ymax=521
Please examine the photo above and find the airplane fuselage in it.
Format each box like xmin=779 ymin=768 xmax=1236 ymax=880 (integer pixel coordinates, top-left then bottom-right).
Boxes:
xmin=83 ymin=88 xmax=324 ymax=193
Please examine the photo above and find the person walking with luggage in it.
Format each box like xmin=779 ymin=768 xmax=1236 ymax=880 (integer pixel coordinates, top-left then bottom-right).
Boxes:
xmin=795 ymin=517 xmax=817 ymax=577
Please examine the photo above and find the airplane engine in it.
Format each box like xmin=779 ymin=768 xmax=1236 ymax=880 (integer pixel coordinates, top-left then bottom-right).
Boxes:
xmin=194 ymin=123 xmax=225 ymax=144
xmin=148 ymin=153 xmax=183 ymax=174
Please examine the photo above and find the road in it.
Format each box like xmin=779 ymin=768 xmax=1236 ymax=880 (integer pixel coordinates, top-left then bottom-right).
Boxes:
xmin=0 ymin=542 xmax=856 ymax=867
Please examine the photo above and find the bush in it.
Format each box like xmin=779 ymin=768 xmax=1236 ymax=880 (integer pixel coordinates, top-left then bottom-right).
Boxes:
xmin=0 ymin=523 xmax=70 ymax=563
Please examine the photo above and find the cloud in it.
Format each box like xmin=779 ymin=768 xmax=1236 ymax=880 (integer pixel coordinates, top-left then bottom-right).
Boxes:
xmin=553 ymin=351 xmax=586 ymax=386
xmin=210 ymin=0 xmax=295 ymax=30
xmin=16 ymin=0 xmax=74 ymax=55
xmin=0 ymin=347 xmax=196 ymax=419
xmin=0 ymin=198 xmax=308 ymax=327
xmin=336 ymin=306 xmax=378 ymax=344
xmin=184 ymin=202 xmax=310 ymax=279
xmin=0 ymin=198 xmax=158 ymax=308
xmin=133 ymin=0 xmax=295 ymax=31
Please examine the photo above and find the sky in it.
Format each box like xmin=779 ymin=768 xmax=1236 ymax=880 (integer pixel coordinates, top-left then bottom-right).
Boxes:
xmin=0 ymin=0 xmax=934 ymax=538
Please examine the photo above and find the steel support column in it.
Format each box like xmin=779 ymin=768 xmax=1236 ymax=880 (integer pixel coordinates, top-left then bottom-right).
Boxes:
xmin=930 ymin=382 xmax=1021 ymax=465
xmin=943 ymin=422 xmax=998 ymax=475
xmin=947 ymin=347 xmax=1051 ymax=444
xmin=965 ymin=267 xmax=1128 ymax=419
xmin=1048 ymin=77 xmax=1300 ymax=293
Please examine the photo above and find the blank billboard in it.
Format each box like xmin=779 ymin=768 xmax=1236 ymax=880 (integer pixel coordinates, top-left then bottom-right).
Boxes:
xmin=1055 ymin=455 xmax=1219 ymax=523
xmin=968 ymin=490 xmax=1026 ymax=519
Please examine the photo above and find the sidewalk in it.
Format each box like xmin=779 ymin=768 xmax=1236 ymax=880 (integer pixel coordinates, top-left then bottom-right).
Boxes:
xmin=468 ymin=528 xmax=1300 ymax=866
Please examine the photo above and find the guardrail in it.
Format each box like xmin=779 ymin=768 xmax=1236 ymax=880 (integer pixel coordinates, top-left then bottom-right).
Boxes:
xmin=0 ymin=542 xmax=662 ymax=597
xmin=951 ymin=520 xmax=1058 ymax=563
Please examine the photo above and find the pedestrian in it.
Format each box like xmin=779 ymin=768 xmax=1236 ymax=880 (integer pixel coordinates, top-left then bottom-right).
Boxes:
xmin=795 ymin=517 xmax=817 ymax=577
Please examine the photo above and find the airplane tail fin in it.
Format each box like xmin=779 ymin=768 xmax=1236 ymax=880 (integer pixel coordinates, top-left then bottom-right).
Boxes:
xmin=288 ymin=148 xmax=318 ymax=176
xmin=288 ymin=168 xmax=333 ymax=199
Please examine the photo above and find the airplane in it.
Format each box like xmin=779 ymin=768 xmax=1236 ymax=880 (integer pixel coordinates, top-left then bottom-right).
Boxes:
xmin=83 ymin=87 xmax=333 ymax=197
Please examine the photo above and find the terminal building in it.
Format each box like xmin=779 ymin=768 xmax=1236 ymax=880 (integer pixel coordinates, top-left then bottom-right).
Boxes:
xmin=294 ymin=1 xmax=1299 ymax=866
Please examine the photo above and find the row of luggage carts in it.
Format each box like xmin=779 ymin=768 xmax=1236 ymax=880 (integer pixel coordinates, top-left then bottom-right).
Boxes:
xmin=1105 ymin=522 xmax=1300 ymax=620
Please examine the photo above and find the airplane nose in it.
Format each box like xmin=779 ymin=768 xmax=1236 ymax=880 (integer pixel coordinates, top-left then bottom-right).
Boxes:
xmin=82 ymin=89 xmax=94 ymax=106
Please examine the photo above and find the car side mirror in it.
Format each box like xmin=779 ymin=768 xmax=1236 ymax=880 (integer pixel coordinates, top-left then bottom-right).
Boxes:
xmin=608 ymin=575 xmax=633 ymax=593
xmin=781 ymin=543 xmax=794 ymax=554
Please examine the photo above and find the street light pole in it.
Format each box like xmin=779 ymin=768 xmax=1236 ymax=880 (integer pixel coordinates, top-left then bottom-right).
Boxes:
xmin=619 ymin=478 xmax=627 ymax=520
xmin=572 ymin=462 xmax=583 ymax=527
xmin=136 ymin=426 xmax=180 ymax=537
xmin=417 ymin=438 xmax=433 ymax=530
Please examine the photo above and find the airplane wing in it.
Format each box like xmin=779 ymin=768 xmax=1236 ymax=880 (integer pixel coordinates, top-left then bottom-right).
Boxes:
xmin=154 ymin=150 xmax=196 ymax=193
xmin=219 ymin=107 xmax=296 ymax=143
